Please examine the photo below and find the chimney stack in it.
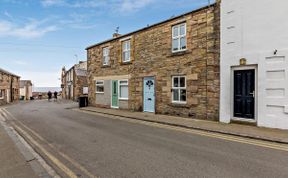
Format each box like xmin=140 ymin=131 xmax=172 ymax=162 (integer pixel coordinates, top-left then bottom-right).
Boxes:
xmin=113 ymin=33 xmax=121 ymax=38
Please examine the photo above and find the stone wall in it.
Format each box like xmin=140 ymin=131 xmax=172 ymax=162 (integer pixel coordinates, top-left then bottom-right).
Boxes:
xmin=0 ymin=72 xmax=20 ymax=106
xmin=74 ymin=75 xmax=88 ymax=101
xmin=87 ymin=4 xmax=220 ymax=120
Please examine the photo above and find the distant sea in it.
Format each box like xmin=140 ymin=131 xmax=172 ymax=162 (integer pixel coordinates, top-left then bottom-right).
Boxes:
xmin=33 ymin=87 xmax=62 ymax=93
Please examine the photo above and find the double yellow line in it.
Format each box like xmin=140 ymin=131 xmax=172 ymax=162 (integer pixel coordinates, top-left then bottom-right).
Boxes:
xmin=2 ymin=108 xmax=97 ymax=178
xmin=79 ymin=109 xmax=288 ymax=152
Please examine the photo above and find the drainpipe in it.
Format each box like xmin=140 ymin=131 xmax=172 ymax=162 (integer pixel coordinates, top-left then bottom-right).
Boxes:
xmin=10 ymin=76 xmax=13 ymax=102
xmin=205 ymin=0 xmax=214 ymax=120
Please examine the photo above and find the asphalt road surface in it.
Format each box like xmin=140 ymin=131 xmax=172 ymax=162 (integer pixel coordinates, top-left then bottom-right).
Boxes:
xmin=3 ymin=100 xmax=288 ymax=178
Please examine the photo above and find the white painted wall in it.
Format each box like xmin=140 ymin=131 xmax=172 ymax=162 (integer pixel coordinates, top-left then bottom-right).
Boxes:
xmin=20 ymin=87 xmax=25 ymax=97
xmin=220 ymin=0 xmax=288 ymax=129
xmin=20 ymin=86 xmax=32 ymax=100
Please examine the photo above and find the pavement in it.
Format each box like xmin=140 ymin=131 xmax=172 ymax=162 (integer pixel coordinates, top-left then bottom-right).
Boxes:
xmin=0 ymin=106 xmax=57 ymax=178
xmin=0 ymin=117 xmax=38 ymax=178
xmin=80 ymin=106 xmax=288 ymax=144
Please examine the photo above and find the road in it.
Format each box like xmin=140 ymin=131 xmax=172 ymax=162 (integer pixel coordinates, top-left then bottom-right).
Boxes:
xmin=2 ymin=100 xmax=288 ymax=178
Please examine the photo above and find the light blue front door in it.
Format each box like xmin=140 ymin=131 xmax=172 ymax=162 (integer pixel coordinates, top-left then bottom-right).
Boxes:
xmin=143 ymin=77 xmax=155 ymax=112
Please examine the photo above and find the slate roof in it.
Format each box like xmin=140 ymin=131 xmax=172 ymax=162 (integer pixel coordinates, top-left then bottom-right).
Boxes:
xmin=20 ymin=80 xmax=32 ymax=88
xmin=75 ymin=69 xmax=87 ymax=77
xmin=0 ymin=67 xmax=20 ymax=78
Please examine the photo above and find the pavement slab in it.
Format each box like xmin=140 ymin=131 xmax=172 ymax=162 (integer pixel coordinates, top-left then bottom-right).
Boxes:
xmin=0 ymin=123 xmax=38 ymax=178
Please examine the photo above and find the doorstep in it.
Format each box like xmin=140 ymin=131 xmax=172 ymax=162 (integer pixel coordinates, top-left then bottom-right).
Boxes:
xmin=80 ymin=107 xmax=288 ymax=144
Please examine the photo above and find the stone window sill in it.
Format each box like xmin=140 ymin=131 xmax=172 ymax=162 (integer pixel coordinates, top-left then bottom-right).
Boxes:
xmin=119 ymin=98 xmax=128 ymax=101
xmin=101 ymin=65 xmax=111 ymax=68
xmin=120 ymin=61 xmax=132 ymax=65
xmin=168 ymin=103 xmax=190 ymax=108
xmin=168 ymin=50 xmax=191 ymax=57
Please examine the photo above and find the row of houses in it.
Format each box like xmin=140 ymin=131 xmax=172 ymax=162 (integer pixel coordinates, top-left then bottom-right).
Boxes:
xmin=0 ymin=68 xmax=34 ymax=106
xmin=62 ymin=0 xmax=288 ymax=130
xmin=0 ymin=68 xmax=20 ymax=106
xmin=61 ymin=61 xmax=88 ymax=101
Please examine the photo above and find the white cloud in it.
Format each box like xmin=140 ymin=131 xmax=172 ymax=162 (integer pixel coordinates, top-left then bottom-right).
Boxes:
xmin=41 ymin=0 xmax=105 ymax=8
xmin=13 ymin=60 xmax=28 ymax=65
xmin=0 ymin=19 xmax=58 ymax=39
xmin=19 ymin=71 xmax=61 ymax=87
xmin=41 ymin=0 xmax=65 ymax=7
xmin=3 ymin=11 xmax=13 ymax=19
xmin=118 ymin=0 xmax=154 ymax=13
xmin=40 ymin=0 xmax=153 ymax=13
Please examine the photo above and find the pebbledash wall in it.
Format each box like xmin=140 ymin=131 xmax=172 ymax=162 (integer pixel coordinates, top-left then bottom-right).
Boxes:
xmin=87 ymin=3 xmax=220 ymax=120
xmin=220 ymin=0 xmax=288 ymax=129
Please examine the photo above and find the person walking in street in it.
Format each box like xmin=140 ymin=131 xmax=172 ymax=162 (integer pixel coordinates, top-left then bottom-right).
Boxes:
xmin=48 ymin=91 xmax=52 ymax=101
xmin=54 ymin=91 xmax=58 ymax=101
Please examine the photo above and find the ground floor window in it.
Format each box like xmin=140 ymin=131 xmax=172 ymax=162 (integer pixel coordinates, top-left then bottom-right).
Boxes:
xmin=172 ymin=76 xmax=186 ymax=103
xmin=119 ymin=80 xmax=128 ymax=100
xmin=0 ymin=89 xmax=4 ymax=99
xmin=96 ymin=80 xmax=104 ymax=93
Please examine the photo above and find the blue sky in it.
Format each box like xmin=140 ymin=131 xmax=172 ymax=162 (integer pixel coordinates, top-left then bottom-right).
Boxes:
xmin=0 ymin=0 xmax=213 ymax=87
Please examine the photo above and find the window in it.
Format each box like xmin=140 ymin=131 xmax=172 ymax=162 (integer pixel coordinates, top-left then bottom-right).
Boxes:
xmin=122 ymin=40 xmax=131 ymax=62
xmin=0 ymin=89 xmax=4 ymax=99
xmin=96 ymin=80 xmax=104 ymax=93
xmin=103 ymin=47 xmax=109 ymax=65
xmin=172 ymin=23 xmax=186 ymax=52
xmin=172 ymin=76 xmax=186 ymax=103
xmin=119 ymin=80 xmax=128 ymax=100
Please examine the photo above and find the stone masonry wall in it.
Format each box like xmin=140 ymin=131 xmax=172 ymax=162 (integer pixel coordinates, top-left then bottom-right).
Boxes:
xmin=74 ymin=74 xmax=88 ymax=101
xmin=87 ymin=4 xmax=220 ymax=120
xmin=0 ymin=72 xmax=20 ymax=106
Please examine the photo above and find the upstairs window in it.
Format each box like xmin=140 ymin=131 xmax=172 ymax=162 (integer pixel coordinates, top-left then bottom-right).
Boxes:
xmin=103 ymin=47 xmax=110 ymax=66
xmin=122 ymin=40 xmax=131 ymax=63
xmin=172 ymin=23 xmax=186 ymax=52
xmin=96 ymin=80 xmax=104 ymax=93
xmin=172 ymin=76 xmax=186 ymax=103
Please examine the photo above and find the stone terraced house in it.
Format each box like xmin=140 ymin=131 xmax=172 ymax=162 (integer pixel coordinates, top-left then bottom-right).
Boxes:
xmin=0 ymin=68 xmax=20 ymax=106
xmin=86 ymin=3 xmax=220 ymax=120
xmin=61 ymin=61 xmax=88 ymax=101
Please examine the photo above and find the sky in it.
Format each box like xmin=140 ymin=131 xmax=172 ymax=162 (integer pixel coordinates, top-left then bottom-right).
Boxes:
xmin=0 ymin=0 xmax=214 ymax=87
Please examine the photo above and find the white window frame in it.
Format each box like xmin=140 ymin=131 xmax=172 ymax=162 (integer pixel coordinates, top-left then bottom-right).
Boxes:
xmin=122 ymin=40 xmax=131 ymax=63
xmin=0 ymin=89 xmax=4 ymax=99
xmin=103 ymin=47 xmax=110 ymax=66
xmin=118 ymin=79 xmax=129 ymax=100
xmin=172 ymin=23 xmax=187 ymax=53
xmin=95 ymin=80 xmax=104 ymax=94
xmin=172 ymin=76 xmax=187 ymax=104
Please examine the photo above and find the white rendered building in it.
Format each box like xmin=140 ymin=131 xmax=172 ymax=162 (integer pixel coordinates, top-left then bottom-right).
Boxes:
xmin=220 ymin=0 xmax=288 ymax=129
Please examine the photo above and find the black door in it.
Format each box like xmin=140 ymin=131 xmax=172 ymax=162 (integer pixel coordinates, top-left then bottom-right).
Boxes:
xmin=234 ymin=69 xmax=255 ymax=119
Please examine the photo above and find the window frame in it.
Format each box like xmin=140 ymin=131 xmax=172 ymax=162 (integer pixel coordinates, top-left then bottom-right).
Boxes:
xmin=172 ymin=76 xmax=187 ymax=104
xmin=95 ymin=80 xmax=104 ymax=94
xmin=0 ymin=89 xmax=4 ymax=99
xmin=172 ymin=23 xmax=187 ymax=53
xmin=118 ymin=79 xmax=129 ymax=100
xmin=122 ymin=40 xmax=131 ymax=63
xmin=102 ymin=47 xmax=110 ymax=66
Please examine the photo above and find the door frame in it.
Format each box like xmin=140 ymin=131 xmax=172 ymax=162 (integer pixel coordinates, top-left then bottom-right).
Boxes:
xmin=143 ymin=76 xmax=156 ymax=113
xmin=111 ymin=80 xmax=119 ymax=109
xmin=231 ymin=65 xmax=258 ymax=123
xmin=6 ymin=89 xmax=10 ymax=103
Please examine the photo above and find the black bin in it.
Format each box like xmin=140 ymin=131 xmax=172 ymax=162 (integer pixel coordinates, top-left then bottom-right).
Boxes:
xmin=79 ymin=96 xmax=88 ymax=108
